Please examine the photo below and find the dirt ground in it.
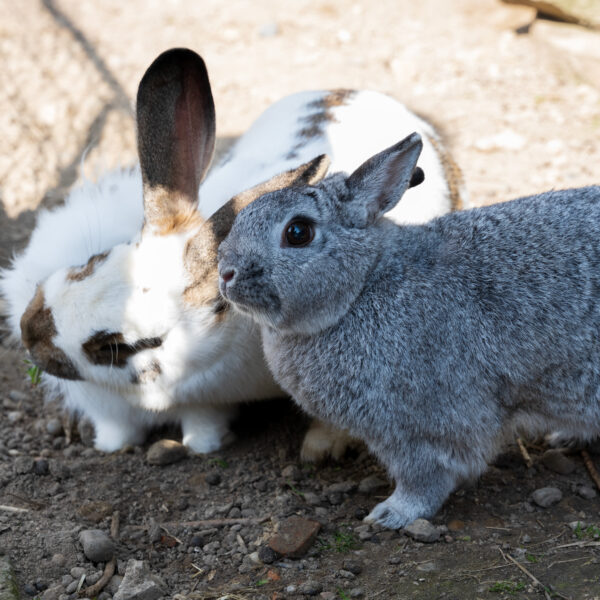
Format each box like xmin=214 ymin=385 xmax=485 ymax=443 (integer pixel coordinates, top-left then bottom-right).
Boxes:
xmin=1 ymin=1 xmax=600 ymax=598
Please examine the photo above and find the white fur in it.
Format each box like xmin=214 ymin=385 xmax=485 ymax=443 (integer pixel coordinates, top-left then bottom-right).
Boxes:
xmin=1 ymin=90 xmax=460 ymax=453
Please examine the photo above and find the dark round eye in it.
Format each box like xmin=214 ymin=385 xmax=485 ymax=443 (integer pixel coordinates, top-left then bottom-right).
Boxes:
xmin=284 ymin=220 xmax=314 ymax=247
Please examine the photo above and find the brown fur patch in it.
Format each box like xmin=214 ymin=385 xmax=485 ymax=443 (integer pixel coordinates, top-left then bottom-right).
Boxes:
xmin=82 ymin=331 xmax=162 ymax=367
xmin=66 ymin=251 xmax=109 ymax=282
xmin=143 ymin=187 xmax=205 ymax=236
xmin=427 ymin=135 xmax=465 ymax=212
xmin=20 ymin=286 xmax=82 ymax=380
xmin=132 ymin=360 xmax=162 ymax=384
xmin=288 ymin=90 xmax=355 ymax=159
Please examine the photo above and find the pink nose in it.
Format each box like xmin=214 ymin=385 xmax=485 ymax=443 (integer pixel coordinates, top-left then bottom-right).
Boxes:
xmin=221 ymin=268 xmax=235 ymax=284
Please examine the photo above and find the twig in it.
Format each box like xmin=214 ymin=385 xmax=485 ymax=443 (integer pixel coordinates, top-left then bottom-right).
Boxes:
xmin=581 ymin=450 xmax=600 ymax=491
xmin=516 ymin=437 xmax=533 ymax=468
xmin=0 ymin=504 xmax=29 ymax=513
xmin=555 ymin=541 xmax=600 ymax=550
xmin=7 ymin=493 xmax=45 ymax=510
xmin=499 ymin=548 xmax=552 ymax=600
xmin=79 ymin=511 xmax=120 ymax=597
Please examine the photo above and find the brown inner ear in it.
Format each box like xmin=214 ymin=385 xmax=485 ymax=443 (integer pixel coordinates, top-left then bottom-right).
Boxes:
xmin=136 ymin=48 xmax=216 ymax=234
xmin=182 ymin=154 xmax=331 ymax=308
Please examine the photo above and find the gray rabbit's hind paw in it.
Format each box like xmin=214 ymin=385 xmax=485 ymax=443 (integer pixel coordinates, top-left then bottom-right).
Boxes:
xmin=300 ymin=419 xmax=357 ymax=462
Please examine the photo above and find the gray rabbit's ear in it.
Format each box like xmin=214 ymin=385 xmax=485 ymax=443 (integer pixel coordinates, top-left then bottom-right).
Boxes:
xmin=346 ymin=133 xmax=423 ymax=224
xmin=137 ymin=48 xmax=216 ymax=234
xmin=230 ymin=154 xmax=330 ymax=212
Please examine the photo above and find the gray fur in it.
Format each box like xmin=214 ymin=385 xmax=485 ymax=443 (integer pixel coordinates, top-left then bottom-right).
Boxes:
xmin=218 ymin=132 xmax=600 ymax=529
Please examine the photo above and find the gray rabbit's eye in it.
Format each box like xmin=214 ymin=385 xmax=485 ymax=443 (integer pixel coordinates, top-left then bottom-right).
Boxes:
xmin=283 ymin=219 xmax=314 ymax=248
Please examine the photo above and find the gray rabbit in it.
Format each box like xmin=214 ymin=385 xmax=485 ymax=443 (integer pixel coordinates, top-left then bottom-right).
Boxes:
xmin=218 ymin=132 xmax=600 ymax=529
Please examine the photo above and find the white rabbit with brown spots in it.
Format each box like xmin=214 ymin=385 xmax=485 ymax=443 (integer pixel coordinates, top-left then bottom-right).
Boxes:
xmin=1 ymin=48 xmax=466 ymax=455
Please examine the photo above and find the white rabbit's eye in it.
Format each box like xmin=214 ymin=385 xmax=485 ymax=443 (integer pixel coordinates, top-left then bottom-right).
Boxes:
xmin=283 ymin=219 xmax=314 ymax=248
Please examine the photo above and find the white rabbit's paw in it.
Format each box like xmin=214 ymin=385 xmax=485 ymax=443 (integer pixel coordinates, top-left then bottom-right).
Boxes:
xmin=300 ymin=420 xmax=358 ymax=462
xmin=93 ymin=421 xmax=147 ymax=452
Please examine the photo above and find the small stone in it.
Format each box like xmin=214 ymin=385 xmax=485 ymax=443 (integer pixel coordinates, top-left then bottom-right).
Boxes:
xmin=281 ymin=465 xmax=301 ymax=480
xmin=541 ymin=450 xmax=575 ymax=475
xmin=349 ymin=588 xmax=365 ymax=598
xmin=326 ymin=481 xmax=357 ymax=494
xmin=9 ymin=390 xmax=28 ymax=403
xmin=65 ymin=580 xmax=79 ymax=594
xmin=205 ymin=471 xmax=221 ymax=486
xmin=70 ymin=567 xmax=86 ymax=579
xmin=190 ymin=535 xmax=204 ymax=548
xmin=146 ymin=439 xmax=187 ymax=466
xmin=106 ymin=575 xmax=123 ymax=595
xmin=258 ymin=22 xmax=279 ymax=37
xmin=320 ymin=593 xmax=337 ymax=600
xmin=7 ymin=411 xmax=23 ymax=424
xmin=24 ymin=583 xmax=37 ymax=596
xmin=113 ymin=560 xmax=165 ymax=600
xmin=33 ymin=458 xmax=49 ymax=476
xmin=41 ymin=586 xmax=63 ymax=600
xmin=404 ymin=519 xmax=441 ymax=543
xmin=342 ymin=559 xmax=363 ymax=575
xmin=79 ymin=529 xmax=115 ymax=562
xmin=257 ymin=545 xmax=279 ymax=564
xmin=576 ymin=485 xmax=597 ymax=500
xmin=14 ymin=456 xmax=34 ymax=474
xmin=447 ymin=519 xmax=465 ymax=532
xmin=388 ymin=556 xmax=402 ymax=565
xmin=328 ymin=492 xmax=344 ymax=505
xmin=569 ymin=520 xmax=587 ymax=531
xmin=298 ymin=581 xmax=323 ymax=596
xmin=50 ymin=553 xmax=66 ymax=567
xmin=285 ymin=586 xmax=296 ymax=594
xmin=338 ymin=569 xmax=356 ymax=579
xmin=268 ymin=516 xmax=321 ymax=558
xmin=531 ymin=487 xmax=563 ymax=508
xmin=354 ymin=525 xmax=373 ymax=541
xmin=78 ymin=501 xmax=114 ymax=523
xmin=46 ymin=419 xmax=63 ymax=437
xmin=303 ymin=492 xmax=322 ymax=506
xmin=358 ymin=475 xmax=387 ymax=494
xmin=416 ymin=561 xmax=438 ymax=572
xmin=522 ymin=534 xmax=531 ymax=543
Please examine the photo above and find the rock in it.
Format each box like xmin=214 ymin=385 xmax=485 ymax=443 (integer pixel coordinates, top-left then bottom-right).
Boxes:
xmin=531 ymin=487 xmax=563 ymax=508
xmin=7 ymin=411 xmax=23 ymax=424
xmin=14 ymin=456 xmax=34 ymax=474
xmin=320 ymin=593 xmax=337 ymax=600
xmin=0 ymin=556 xmax=19 ymax=600
xmin=541 ymin=449 xmax=575 ymax=474
xmin=447 ymin=519 xmax=465 ymax=532
xmin=349 ymin=588 xmax=365 ymax=598
xmin=474 ymin=129 xmax=526 ymax=152
xmin=8 ymin=390 xmax=28 ymax=403
xmin=268 ymin=516 xmax=321 ymax=558
xmin=146 ymin=439 xmax=187 ymax=466
xmin=78 ymin=501 xmax=114 ymax=523
xmin=303 ymin=492 xmax=322 ymax=506
xmin=404 ymin=519 xmax=442 ymax=543
xmin=501 ymin=0 xmax=600 ymax=28
xmin=576 ymin=485 xmax=597 ymax=500
xmin=326 ymin=481 xmax=357 ymax=494
xmin=298 ymin=581 xmax=323 ymax=596
xmin=70 ymin=567 xmax=86 ymax=579
xmin=338 ymin=569 xmax=356 ymax=579
xmin=205 ymin=471 xmax=221 ymax=486
xmin=358 ymin=475 xmax=387 ymax=494
xmin=40 ymin=586 xmax=64 ymax=600
xmin=257 ymin=545 xmax=279 ymax=564
xmin=46 ymin=418 xmax=63 ymax=436
xmin=328 ymin=492 xmax=344 ymax=505
xmin=342 ymin=559 xmax=363 ymax=575
xmin=106 ymin=575 xmax=124 ymax=595
xmin=113 ymin=559 xmax=165 ymax=600
xmin=79 ymin=529 xmax=115 ymax=562
xmin=33 ymin=458 xmax=49 ymax=476
xmin=281 ymin=465 xmax=301 ymax=480
xmin=354 ymin=524 xmax=373 ymax=541
xmin=258 ymin=22 xmax=279 ymax=37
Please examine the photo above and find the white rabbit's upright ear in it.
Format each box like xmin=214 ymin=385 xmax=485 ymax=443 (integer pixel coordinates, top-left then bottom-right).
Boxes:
xmin=346 ymin=132 xmax=423 ymax=225
xmin=137 ymin=48 xmax=216 ymax=234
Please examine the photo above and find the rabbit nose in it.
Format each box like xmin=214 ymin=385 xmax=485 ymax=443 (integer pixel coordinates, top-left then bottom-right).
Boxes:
xmin=221 ymin=268 xmax=236 ymax=284
xmin=20 ymin=286 xmax=82 ymax=381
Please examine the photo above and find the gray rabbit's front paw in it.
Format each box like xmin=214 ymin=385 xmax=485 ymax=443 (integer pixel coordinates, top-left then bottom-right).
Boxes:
xmin=363 ymin=489 xmax=429 ymax=529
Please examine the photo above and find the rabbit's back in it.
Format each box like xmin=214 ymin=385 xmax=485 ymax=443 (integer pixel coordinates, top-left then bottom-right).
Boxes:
xmin=264 ymin=186 xmax=600 ymax=460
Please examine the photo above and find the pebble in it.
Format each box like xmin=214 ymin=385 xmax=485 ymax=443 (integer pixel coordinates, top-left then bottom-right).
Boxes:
xmin=46 ymin=418 xmax=63 ymax=437
xmin=541 ymin=449 xmax=575 ymax=475
xmin=281 ymin=465 xmax=301 ymax=480
xmin=14 ymin=456 xmax=34 ymax=474
xmin=268 ymin=516 xmax=321 ymax=558
xmin=531 ymin=487 xmax=563 ymax=508
xmin=354 ymin=525 xmax=373 ymax=541
xmin=33 ymin=458 xmax=49 ymax=475
xmin=350 ymin=588 xmax=365 ymax=598
xmin=79 ymin=529 xmax=115 ymax=562
xmin=298 ymin=581 xmax=323 ymax=596
xmin=303 ymin=492 xmax=322 ymax=506
xmin=404 ymin=519 xmax=442 ymax=543
xmin=338 ymin=569 xmax=356 ymax=579
xmin=342 ymin=559 xmax=363 ymax=575
xmin=569 ymin=520 xmax=586 ymax=531
xmin=326 ymin=481 xmax=357 ymax=494
xmin=113 ymin=559 xmax=166 ymax=600
xmin=9 ymin=390 xmax=28 ymax=403
xmin=358 ymin=475 xmax=387 ymax=494
xmin=258 ymin=545 xmax=279 ymax=564
xmin=320 ymin=593 xmax=337 ymax=600
xmin=205 ymin=471 xmax=222 ymax=486
xmin=146 ymin=439 xmax=187 ymax=465
xmin=576 ymin=485 xmax=597 ymax=500
xmin=7 ymin=411 xmax=23 ymax=424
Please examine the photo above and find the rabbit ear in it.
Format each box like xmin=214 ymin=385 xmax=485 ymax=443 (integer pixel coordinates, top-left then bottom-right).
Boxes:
xmin=346 ymin=133 xmax=423 ymax=224
xmin=137 ymin=48 xmax=216 ymax=233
